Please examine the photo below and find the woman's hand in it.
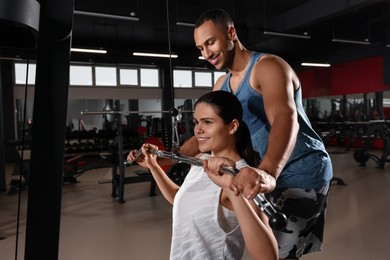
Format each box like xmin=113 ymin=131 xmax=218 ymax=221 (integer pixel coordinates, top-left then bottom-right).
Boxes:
xmin=203 ymin=156 xmax=236 ymax=189
xmin=204 ymin=160 xmax=234 ymax=190
xmin=139 ymin=143 xmax=159 ymax=168
xmin=127 ymin=149 xmax=142 ymax=164
xmin=203 ymin=156 xmax=236 ymax=176
xmin=127 ymin=143 xmax=159 ymax=168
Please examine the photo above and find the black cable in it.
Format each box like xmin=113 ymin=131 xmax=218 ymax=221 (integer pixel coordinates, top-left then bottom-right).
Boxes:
xmin=165 ymin=0 xmax=174 ymax=102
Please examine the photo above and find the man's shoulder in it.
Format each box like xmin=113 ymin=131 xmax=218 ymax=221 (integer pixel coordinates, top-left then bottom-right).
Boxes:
xmin=213 ymin=74 xmax=228 ymax=90
xmin=254 ymin=53 xmax=293 ymax=73
xmin=258 ymin=53 xmax=285 ymax=63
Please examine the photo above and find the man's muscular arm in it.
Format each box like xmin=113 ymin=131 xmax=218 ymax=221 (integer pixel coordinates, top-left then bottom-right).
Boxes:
xmin=179 ymin=135 xmax=200 ymax=157
xmin=233 ymin=55 xmax=299 ymax=197
xmin=256 ymin=55 xmax=299 ymax=179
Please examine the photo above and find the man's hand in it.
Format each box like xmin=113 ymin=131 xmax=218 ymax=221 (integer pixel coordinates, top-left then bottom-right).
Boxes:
xmin=232 ymin=167 xmax=276 ymax=199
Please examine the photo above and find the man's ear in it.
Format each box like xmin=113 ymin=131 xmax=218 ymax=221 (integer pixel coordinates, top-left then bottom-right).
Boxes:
xmin=227 ymin=26 xmax=236 ymax=41
xmin=229 ymin=119 xmax=239 ymax=134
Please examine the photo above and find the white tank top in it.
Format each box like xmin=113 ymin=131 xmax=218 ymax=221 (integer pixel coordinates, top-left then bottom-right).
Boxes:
xmin=170 ymin=154 xmax=249 ymax=260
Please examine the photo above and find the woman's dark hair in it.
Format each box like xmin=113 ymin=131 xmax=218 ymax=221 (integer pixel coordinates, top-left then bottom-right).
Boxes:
xmin=194 ymin=91 xmax=256 ymax=167
xmin=194 ymin=9 xmax=234 ymax=29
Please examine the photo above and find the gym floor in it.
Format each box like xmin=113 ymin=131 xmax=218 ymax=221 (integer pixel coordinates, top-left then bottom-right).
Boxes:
xmin=1 ymin=149 xmax=389 ymax=260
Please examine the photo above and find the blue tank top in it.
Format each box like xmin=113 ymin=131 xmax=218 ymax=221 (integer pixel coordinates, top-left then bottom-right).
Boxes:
xmin=220 ymin=52 xmax=333 ymax=189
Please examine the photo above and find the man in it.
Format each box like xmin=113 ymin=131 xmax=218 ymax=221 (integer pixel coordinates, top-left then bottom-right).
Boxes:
xmin=185 ymin=9 xmax=333 ymax=260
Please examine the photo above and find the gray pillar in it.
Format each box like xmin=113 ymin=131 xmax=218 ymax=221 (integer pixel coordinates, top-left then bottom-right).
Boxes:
xmin=384 ymin=47 xmax=390 ymax=85
xmin=362 ymin=93 xmax=369 ymax=121
xmin=341 ymin=95 xmax=347 ymax=119
xmin=161 ymin=62 xmax=175 ymax=150
xmin=127 ymin=99 xmax=139 ymax=131
xmin=159 ymin=0 xmax=176 ymax=150
xmin=375 ymin=91 xmax=384 ymax=120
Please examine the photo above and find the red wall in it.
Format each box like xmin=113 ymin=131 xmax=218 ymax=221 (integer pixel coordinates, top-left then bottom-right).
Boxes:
xmin=298 ymin=56 xmax=390 ymax=98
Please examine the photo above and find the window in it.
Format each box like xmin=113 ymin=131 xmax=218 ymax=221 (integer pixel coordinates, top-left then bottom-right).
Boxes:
xmin=140 ymin=68 xmax=159 ymax=87
xmin=70 ymin=65 xmax=93 ymax=85
xmin=194 ymin=71 xmax=212 ymax=87
xmin=119 ymin=68 xmax=138 ymax=85
xmin=214 ymin=71 xmax=226 ymax=84
xmin=14 ymin=62 xmax=223 ymax=89
xmin=174 ymin=70 xmax=192 ymax=88
xmin=14 ymin=63 xmax=36 ymax=84
xmin=95 ymin=66 xmax=117 ymax=86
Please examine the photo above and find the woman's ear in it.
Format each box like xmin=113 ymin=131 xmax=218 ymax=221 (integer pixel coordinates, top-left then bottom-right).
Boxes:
xmin=229 ymin=119 xmax=239 ymax=134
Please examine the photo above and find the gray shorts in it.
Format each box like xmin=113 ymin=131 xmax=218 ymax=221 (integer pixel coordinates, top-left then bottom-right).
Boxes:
xmin=266 ymin=182 xmax=330 ymax=259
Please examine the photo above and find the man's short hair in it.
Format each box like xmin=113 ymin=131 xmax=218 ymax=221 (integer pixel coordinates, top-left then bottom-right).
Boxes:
xmin=194 ymin=9 xmax=234 ymax=29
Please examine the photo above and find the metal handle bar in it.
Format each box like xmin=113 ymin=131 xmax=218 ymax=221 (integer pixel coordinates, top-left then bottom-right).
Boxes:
xmin=125 ymin=148 xmax=287 ymax=231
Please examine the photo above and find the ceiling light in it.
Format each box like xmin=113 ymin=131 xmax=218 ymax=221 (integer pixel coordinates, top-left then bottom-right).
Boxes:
xmin=332 ymin=38 xmax=371 ymax=45
xmin=133 ymin=52 xmax=178 ymax=58
xmin=74 ymin=10 xmax=139 ymax=22
xmin=71 ymin=48 xmax=107 ymax=54
xmin=176 ymin=22 xmax=195 ymax=27
xmin=264 ymin=31 xmax=311 ymax=39
xmin=301 ymin=62 xmax=330 ymax=67
xmin=386 ymin=44 xmax=390 ymax=48
xmin=0 ymin=56 xmax=23 ymax=61
xmin=198 ymin=56 xmax=205 ymax=60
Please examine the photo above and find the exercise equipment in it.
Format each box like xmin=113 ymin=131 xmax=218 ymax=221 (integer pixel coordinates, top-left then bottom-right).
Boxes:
xmin=126 ymin=147 xmax=287 ymax=231
xmin=81 ymin=107 xmax=192 ymax=203
xmin=62 ymin=154 xmax=108 ymax=184
xmin=353 ymin=120 xmax=390 ymax=169
xmin=82 ymin=108 xmax=148 ymax=203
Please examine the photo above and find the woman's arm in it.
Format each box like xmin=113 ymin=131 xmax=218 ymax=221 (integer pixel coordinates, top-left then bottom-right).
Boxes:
xmin=204 ymin=160 xmax=278 ymax=260
xmin=139 ymin=143 xmax=181 ymax=205
xmin=225 ymin=188 xmax=278 ymax=260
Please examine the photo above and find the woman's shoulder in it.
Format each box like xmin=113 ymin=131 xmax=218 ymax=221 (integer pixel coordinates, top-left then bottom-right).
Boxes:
xmin=196 ymin=153 xmax=211 ymax=160
xmin=236 ymin=159 xmax=249 ymax=169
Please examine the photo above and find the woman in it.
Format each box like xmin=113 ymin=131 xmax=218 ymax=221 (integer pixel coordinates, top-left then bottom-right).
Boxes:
xmin=131 ymin=91 xmax=278 ymax=260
